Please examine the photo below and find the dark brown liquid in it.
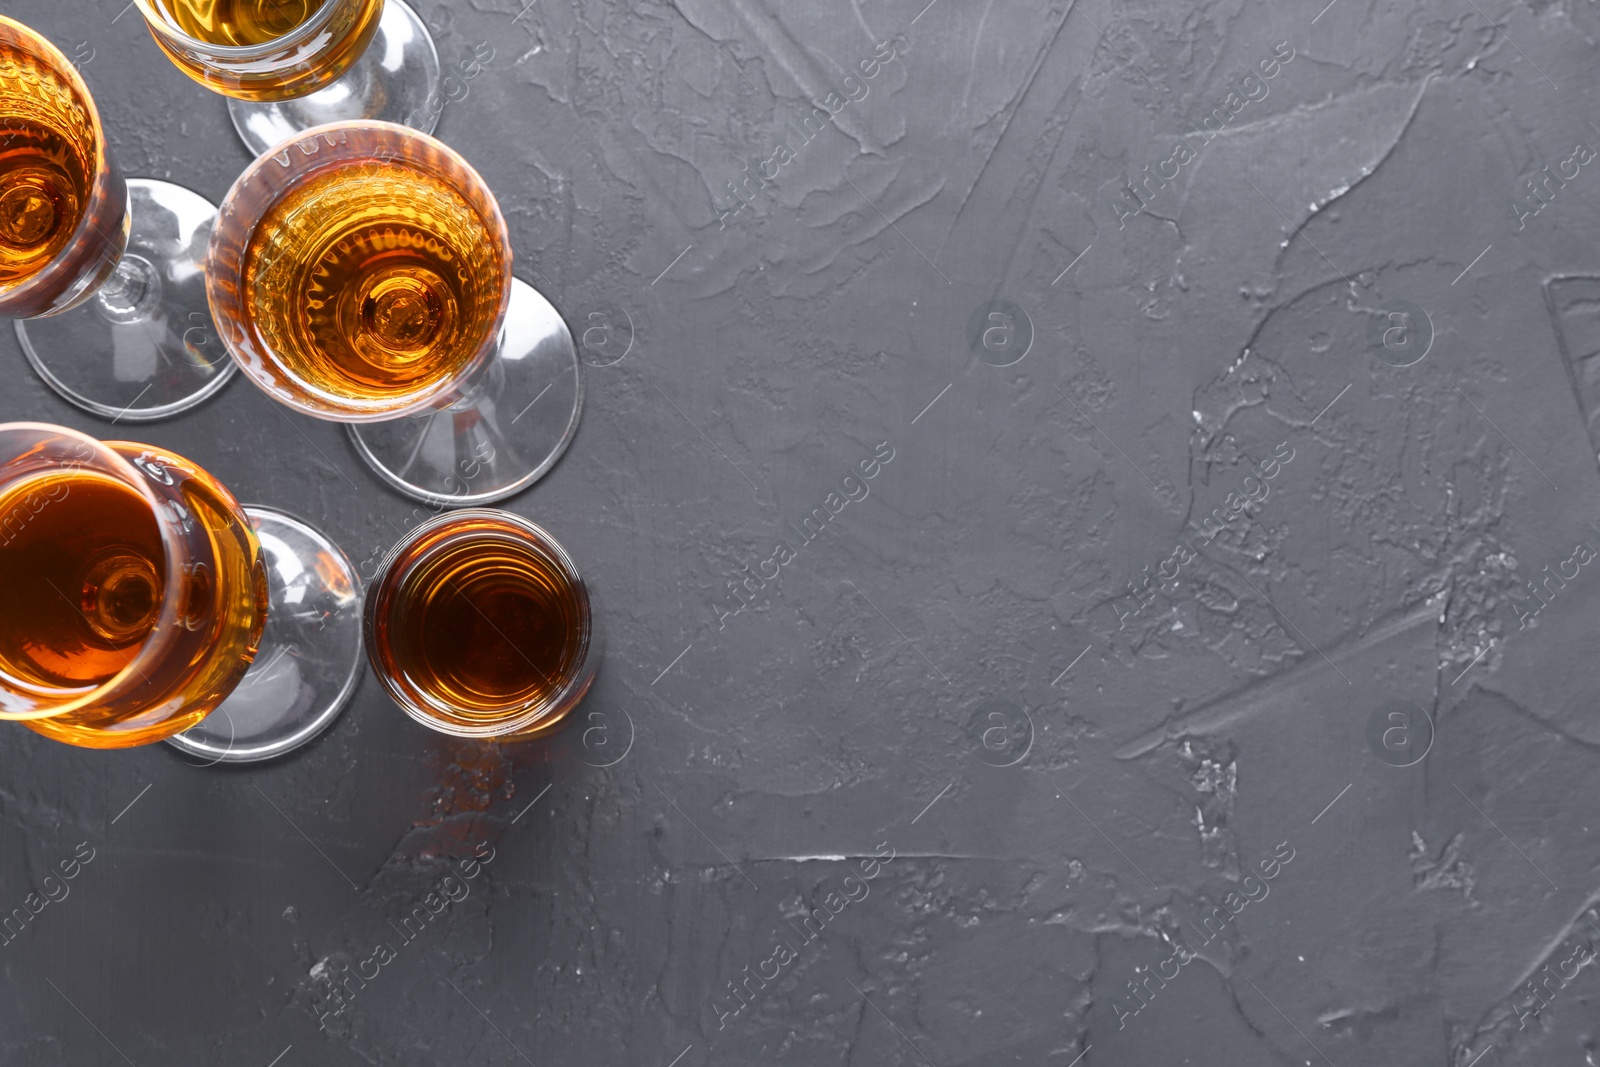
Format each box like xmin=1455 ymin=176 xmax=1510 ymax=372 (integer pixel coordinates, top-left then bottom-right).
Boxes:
xmin=0 ymin=470 xmax=163 ymax=689
xmin=374 ymin=516 xmax=586 ymax=724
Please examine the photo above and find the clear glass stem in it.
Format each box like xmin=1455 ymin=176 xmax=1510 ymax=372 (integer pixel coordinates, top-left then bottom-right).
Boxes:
xmin=16 ymin=179 xmax=234 ymax=422
xmin=166 ymin=506 xmax=364 ymax=764
xmin=346 ymin=278 xmax=584 ymax=506
xmin=227 ymin=0 xmax=443 ymax=157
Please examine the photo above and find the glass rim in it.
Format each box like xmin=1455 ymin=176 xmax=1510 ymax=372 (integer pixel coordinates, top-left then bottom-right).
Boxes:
xmin=363 ymin=508 xmax=592 ymax=738
xmin=0 ymin=422 xmax=190 ymax=721
xmin=0 ymin=15 xmax=120 ymax=312
xmin=209 ymin=120 xmax=514 ymax=421
xmin=132 ymin=0 xmax=345 ymax=60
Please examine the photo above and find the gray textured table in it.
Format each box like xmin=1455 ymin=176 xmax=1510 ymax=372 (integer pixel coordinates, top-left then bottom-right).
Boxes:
xmin=4 ymin=0 xmax=1599 ymax=1064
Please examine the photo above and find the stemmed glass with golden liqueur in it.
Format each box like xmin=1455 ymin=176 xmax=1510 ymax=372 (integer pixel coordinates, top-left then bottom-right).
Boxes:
xmin=0 ymin=422 xmax=363 ymax=761
xmin=134 ymin=0 xmax=444 ymax=157
xmin=364 ymin=509 xmax=597 ymax=740
xmin=208 ymin=121 xmax=583 ymax=506
xmin=0 ymin=16 xmax=232 ymax=422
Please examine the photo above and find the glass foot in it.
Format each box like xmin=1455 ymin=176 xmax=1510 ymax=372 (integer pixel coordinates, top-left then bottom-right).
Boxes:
xmin=228 ymin=0 xmax=443 ymax=156
xmin=16 ymin=179 xmax=234 ymax=422
xmin=347 ymin=278 xmax=584 ymax=506
xmin=166 ymin=507 xmax=364 ymax=764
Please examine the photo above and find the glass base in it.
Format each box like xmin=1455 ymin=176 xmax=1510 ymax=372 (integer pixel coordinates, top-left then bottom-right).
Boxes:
xmin=347 ymin=278 xmax=584 ymax=506
xmin=166 ymin=507 xmax=364 ymax=764
xmin=16 ymin=179 xmax=235 ymax=422
xmin=228 ymin=0 xmax=443 ymax=156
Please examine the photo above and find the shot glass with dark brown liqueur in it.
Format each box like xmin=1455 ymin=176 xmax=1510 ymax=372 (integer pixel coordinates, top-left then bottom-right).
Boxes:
xmin=364 ymin=509 xmax=597 ymax=740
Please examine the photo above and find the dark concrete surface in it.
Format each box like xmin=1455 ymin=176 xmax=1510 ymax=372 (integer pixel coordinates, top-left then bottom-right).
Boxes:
xmin=3 ymin=0 xmax=1600 ymax=1063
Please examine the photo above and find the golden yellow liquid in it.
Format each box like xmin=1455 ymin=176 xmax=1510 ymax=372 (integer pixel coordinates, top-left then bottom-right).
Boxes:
xmin=0 ymin=39 xmax=96 ymax=291
xmin=1 ymin=445 xmax=268 ymax=749
xmin=156 ymin=0 xmax=327 ymax=46
xmin=242 ymin=161 xmax=504 ymax=402
xmin=142 ymin=0 xmax=383 ymax=101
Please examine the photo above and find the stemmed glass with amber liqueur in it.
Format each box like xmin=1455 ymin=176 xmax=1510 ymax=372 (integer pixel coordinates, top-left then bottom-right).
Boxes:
xmin=0 ymin=15 xmax=232 ymax=421
xmin=0 ymin=422 xmax=363 ymax=761
xmin=364 ymin=509 xmax=597 ymax=740
xmin=134 ymin=0 xmax=444 ymax=157
xmin=208 ymin=121 xmax=583 ymax=506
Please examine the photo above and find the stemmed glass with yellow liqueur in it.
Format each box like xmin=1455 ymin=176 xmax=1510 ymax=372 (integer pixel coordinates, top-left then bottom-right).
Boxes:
xmin=135 ymin=0 xmax=444 ymax=156
xmin=0 ymin=15 xmax=233 ymax=421
xmin=208 ymin=121 xmax=582 ymax=506
xmin=0 ymin=422 xmax=363 ymax=761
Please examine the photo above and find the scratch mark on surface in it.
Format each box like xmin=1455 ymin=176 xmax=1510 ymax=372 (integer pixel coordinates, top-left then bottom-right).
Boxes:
xmin=943 ymin=0 xmax=1078 ymax=251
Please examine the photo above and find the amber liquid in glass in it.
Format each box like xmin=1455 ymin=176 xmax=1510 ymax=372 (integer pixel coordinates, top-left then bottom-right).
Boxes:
xmin=155 ymin=0 xmax=328 ymax=46
xmin=0 ymin=39 xmax=96 ymax=291
xmin=0 ymin=447 xmax=267 ymax=748
xmin=0 ymin=471 xmax=163 ymax=689
xmin=143 ymin=0 xmax=383 ymax=101
xmin=242 ymin=161 xmax=504 ymax=402
xmin=373 ymin=517 xmax=587 ymax=732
